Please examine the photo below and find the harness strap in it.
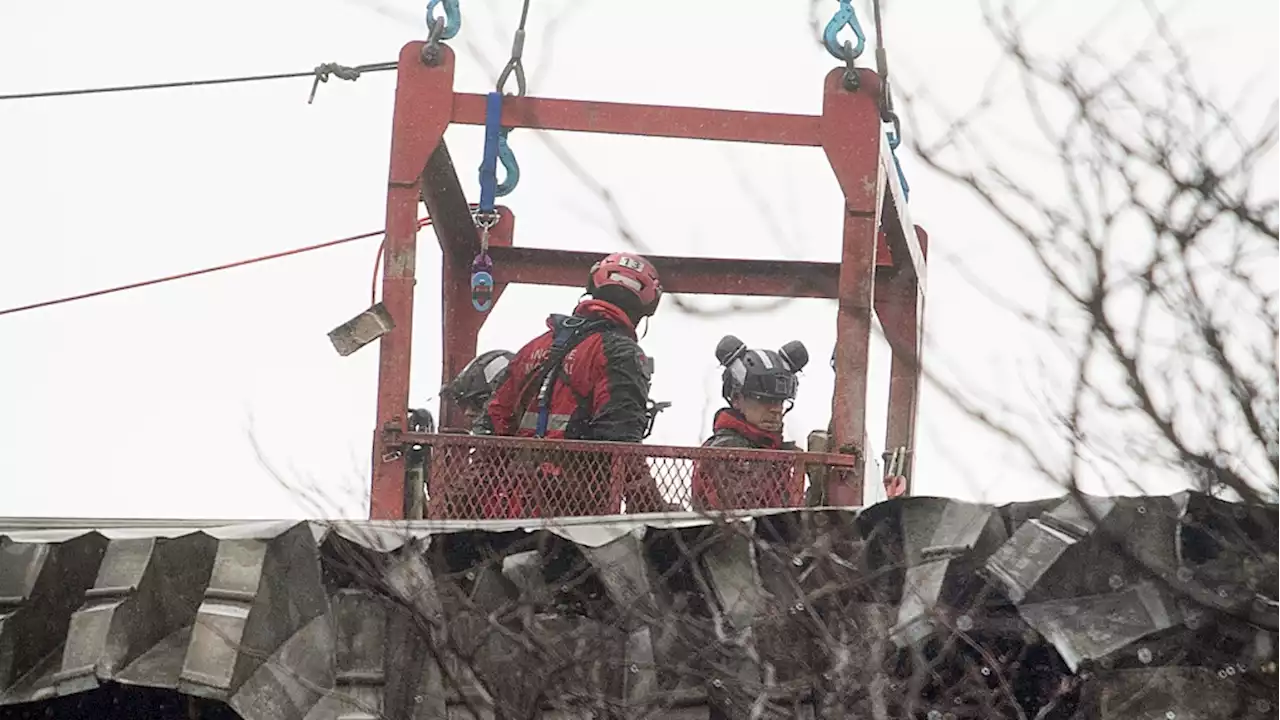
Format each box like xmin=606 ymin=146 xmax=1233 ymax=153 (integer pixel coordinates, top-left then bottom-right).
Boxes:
xmin=535 ymin=317 xmax=611 ymax=437
xmin=507 ymin=316 xmax=611 ymax=436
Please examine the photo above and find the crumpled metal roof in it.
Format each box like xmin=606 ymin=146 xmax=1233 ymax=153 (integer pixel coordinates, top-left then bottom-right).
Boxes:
xmin=0 ymin=492 xmax=1275 ymax=719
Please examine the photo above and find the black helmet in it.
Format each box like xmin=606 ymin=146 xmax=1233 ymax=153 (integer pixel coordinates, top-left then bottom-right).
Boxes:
xmin=715 ymin=335 xmax=809 ymax=403
xmin=408 ymin=408 xmax=436 ymax=433
xmin=442 ymin=350 xmax=514 ymax=409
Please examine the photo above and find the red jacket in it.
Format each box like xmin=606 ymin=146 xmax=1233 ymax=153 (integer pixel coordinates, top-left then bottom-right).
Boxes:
xmin=473 ymin=299 xmax=663 ymax=517
xmin=484 ymin=299 xmax=651 ymax=442
xmin=691 ymin=409 xmax=801 ymax=511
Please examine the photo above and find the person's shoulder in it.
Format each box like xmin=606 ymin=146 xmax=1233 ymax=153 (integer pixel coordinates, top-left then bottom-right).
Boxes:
xmin=703 ymin=428 xmax=753 ymax=449
xmin=597 ymin=328 xmax=643 ymax=354
xmin=516 ymin=328 xmax=555 ymax=352
xmin=599 ymin=321 xmax=640 ymax=339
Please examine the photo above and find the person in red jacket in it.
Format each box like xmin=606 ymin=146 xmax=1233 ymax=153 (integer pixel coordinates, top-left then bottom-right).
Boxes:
xmin=477 ymin=252 xmax=670 ymax=517
xmin=691 ymin=335 xmax=810 ymax=511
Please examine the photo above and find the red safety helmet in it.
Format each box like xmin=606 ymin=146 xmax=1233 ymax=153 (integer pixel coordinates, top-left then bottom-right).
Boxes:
xmin=586 ymin=252 xmax=663 ymax=317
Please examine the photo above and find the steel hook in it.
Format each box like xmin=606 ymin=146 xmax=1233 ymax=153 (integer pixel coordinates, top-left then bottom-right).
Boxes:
xmin=424 ymin=0 xmax=461 ymax=40
xmin=494 ymin=129 xmax=520 ymax=197
xmin=823 ymin=0 xmax=866 ymax=63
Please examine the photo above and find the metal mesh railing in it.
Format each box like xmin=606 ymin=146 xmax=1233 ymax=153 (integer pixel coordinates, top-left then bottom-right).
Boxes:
xmin=407 ymin=434 xmax=862 ymax=520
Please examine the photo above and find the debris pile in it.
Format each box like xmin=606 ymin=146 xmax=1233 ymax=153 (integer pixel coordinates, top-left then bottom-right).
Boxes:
xmin=0 ymin=492 xmax=1274 ymax=719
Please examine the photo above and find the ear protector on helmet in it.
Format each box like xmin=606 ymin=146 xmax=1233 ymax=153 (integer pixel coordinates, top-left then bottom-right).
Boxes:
xmin=715 ymin=335 xmax=809 ymax=405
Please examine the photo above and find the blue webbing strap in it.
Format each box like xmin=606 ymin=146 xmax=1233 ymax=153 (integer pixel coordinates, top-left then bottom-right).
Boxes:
xmin=477 ymin=91 xmax=503 ymax=213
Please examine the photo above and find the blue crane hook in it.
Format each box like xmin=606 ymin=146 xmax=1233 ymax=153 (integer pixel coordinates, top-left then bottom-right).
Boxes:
xmin=494 ymin=129 xmax=520 ymax=198
xmin=425 ymin=0 xmax=461 ymax=40
xmin=823 ymin=0 xmax=867 ymax=62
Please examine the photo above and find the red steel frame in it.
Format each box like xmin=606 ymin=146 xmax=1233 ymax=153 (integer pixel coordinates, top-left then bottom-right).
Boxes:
xmin=370 ymin=41 xmax=928 ymax=520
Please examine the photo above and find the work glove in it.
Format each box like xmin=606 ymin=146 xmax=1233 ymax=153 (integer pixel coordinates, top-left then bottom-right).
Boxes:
xmin=883 ymin=474 xmax=907 ymax=499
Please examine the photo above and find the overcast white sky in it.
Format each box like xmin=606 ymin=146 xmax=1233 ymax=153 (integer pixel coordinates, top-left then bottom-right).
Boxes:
xmin=1 ymin=0 xmax=1275 ymax=519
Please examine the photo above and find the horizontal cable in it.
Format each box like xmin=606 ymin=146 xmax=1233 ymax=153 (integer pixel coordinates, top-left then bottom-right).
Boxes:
xmin=0 ymin=61 xmax=397 ymax=102
xmin=0 ymin=219 xmax=431 ymax=318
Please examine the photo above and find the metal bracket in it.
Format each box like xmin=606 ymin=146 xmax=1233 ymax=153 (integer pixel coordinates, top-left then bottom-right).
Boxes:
xmin=328 ymin=302 xmax=395 ymax=357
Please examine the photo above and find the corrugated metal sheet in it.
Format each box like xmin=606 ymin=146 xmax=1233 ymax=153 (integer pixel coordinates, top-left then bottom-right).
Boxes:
xmin=0 ymin=492 xmax=1275 ymax=719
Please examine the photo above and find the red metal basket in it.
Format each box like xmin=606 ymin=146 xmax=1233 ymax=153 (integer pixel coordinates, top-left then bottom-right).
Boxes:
xmin=402 ymin=433 xmax=862 ymax=520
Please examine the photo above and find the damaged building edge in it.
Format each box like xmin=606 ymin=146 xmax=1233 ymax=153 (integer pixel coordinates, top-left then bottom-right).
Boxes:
xmin=0 ymin=492 xmax=1275 ymax=720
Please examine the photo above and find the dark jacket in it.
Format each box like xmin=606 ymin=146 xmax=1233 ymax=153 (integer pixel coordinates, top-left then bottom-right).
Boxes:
xmin=691 ymin=409 xmax=800 ymax=510
xmin=475 ymin=298 xmax=662 ymax=517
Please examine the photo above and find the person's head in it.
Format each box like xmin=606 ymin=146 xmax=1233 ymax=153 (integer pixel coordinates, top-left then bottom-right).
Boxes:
xmin=408 ymin=407 xmax=436 ymax=433
xmin=441 ymin=350 xmax=514 ymax=423
xmin=715 ymin=335 xmax=809 ymax=433
xmin=586 ymin=252 xmax=663 ymax=326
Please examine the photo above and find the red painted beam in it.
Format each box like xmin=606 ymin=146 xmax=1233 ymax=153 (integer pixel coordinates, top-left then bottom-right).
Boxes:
xmin=488 ymin=246 xmax=899 ymax=298
xmin=820 ymin=66 xmax=887 ymax=506
xmin=451 ymin=93 xmax=823 ymax=147
xmin=878 ymin=132 xmax=927 ymax=294
xmin=875 ymin=226 xmax=926 ymax=496
xmin=370 ymin=43 xmax=463 ymax=520
xmin=488 ymin=246 xmax=852 ymax=298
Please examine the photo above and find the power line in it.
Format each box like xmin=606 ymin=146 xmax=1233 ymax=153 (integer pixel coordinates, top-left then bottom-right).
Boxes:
xmin=0 ymin=219 xmax=431 ymax=318
xmin=0 ymin=61 xmax=398 ymax=102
